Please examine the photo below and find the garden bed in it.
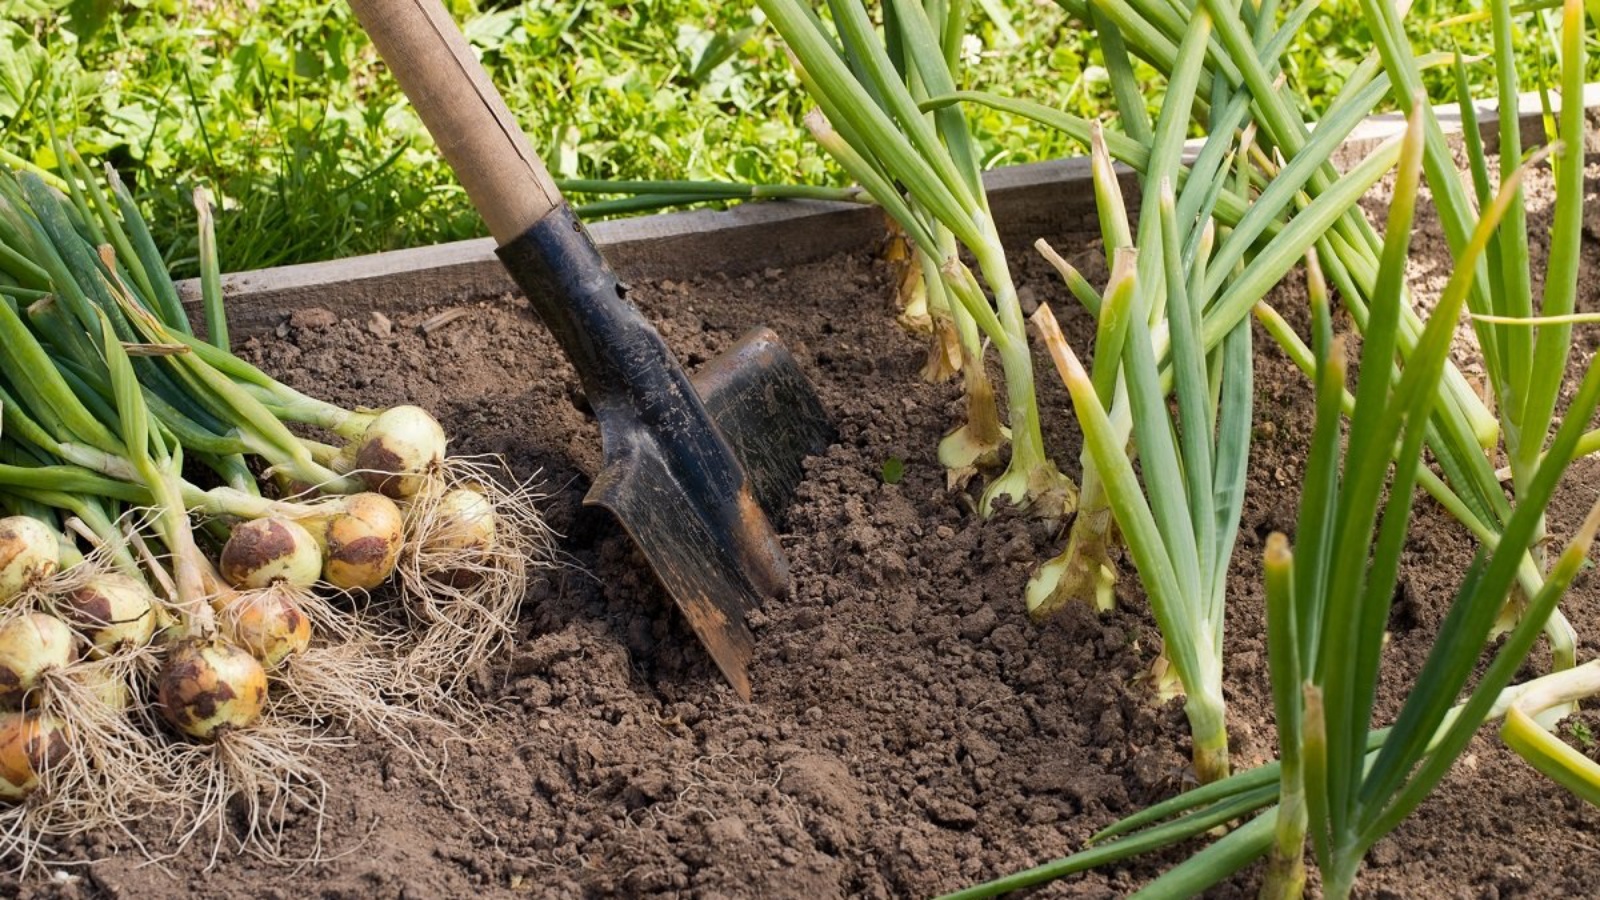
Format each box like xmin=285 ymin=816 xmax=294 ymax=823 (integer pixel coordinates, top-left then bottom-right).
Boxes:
xmin=11 ymin=99 xmax=1600 ymax=898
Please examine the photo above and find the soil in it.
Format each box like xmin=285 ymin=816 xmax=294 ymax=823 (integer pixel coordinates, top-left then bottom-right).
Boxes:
xmin=9 ymin=157 xmax=1600 ymax=899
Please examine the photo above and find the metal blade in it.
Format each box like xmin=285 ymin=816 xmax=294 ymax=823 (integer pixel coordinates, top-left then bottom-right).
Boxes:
xmin=693 ymin=327 xmax=835 ymax=525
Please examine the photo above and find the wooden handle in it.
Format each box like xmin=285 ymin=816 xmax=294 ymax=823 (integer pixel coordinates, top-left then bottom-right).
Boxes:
xmin=348 ymin=0 xmax=563 ymax=244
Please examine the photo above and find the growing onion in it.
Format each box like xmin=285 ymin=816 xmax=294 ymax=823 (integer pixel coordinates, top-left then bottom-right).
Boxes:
xmin=157 ymin=639 xmax=268 ymax=741
xmin=220 ymin=517 xmax=322 ymax=589
xmin=0 ymin=516 xmax=60 ymax=602
xmin=0 ymin=710 xmax=69 ymax=801
xmin=319 ymin=493 xmax=405 ymax=590
xmin=218 ymin=590 xmax=312 ymax=669
xmin=57 ymin=573 xmax=157 ymax=656
xmin=0 ymin=613 xmax=78 ymax=708
xmin=352 ymin=406 xmax=447 ymax=498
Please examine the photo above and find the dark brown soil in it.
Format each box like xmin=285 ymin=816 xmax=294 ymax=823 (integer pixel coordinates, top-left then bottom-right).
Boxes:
xmin=10 ymin=159 xmax=1600 ymax=899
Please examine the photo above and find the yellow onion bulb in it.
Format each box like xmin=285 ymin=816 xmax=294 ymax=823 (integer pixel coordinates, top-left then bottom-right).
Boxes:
xmin=0 ymin=711 xmax=69 ymax=801
xmin=58 ymin=573 xmax=157 ymax=656
xmin=428 ymin=488 xmax=497 ymax=553
xmin=352 ymin=406 xmax=447 ymax=498
xmin=157 ymin=639 xmax=268 ymax=741
xmin=320 ymin=493 xmax=404 ymax=590
xmin=0 ymin=517 xmax=60 ymax=603
xmin=74 ymin=666 xmax=130 ymax=713
xmin=220 ymin=517 xmax=322 ymax=589
xmin=423 ymin=487 xmax=498 ymax=587
xmin=218 ymin=590 xmax=311 ymax=670
xmin=0 ymin=614 xmax=78 ymax=709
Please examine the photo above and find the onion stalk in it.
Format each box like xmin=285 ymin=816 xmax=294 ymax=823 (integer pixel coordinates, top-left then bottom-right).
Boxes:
xmin=759 ymin=0 xmax=1076 ymax=517
xmin=948 ymin=91 xmax=1600 ymax=898
xmin=1030 ymin=55 xmax=1256 ymax=780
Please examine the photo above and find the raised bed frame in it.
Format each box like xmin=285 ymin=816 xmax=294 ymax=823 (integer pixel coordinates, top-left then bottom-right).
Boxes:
xmin=178 ymin=84 xmax=1600 ymax=334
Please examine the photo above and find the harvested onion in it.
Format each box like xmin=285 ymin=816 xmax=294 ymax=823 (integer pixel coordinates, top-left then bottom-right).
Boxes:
xmin=352 ymin=406 xmax=447 ymax=498
xmin=421 ymin=486 xmax=497 ymax=587
xmin=0 ymin=613 xmax=78 ymax=708
xmin=57 ymin=573 xmax=157 ymax=656
xmin=426 ymin=488 xmax=497 ymax=553
xmin=220 ymin=518 xmax=322 ymax=590
xmin=73 ymin=664 xmax=132 ymax=713
xmin=0 ymin=516 xmax=60 ymax=603
xmin=157 ymin=639 xmax=268 ymax=741
xmin=218 ymin=590 xmax=312 ymax=669
xmin=318 ymin=493 xmax=405 ymax=590
xmin=0 ymin=710 xmax=69 ymax=801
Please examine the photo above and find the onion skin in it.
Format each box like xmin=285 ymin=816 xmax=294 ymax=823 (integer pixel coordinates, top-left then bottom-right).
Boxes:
xmin=353 ymin=406 xmax=447 ymax=498
xmin=0 ymin=614 xmax=78 ymax=709
xmin=0 ymin=517 xmax=60 ymax=602
xmin=221 ymin=518 xmax=322 ymax=590
xmin=321 ymin=493 xmax=404 ymax=590
xmin=75 ymin=666 xmax=131 ymax=713
xmin=0 ymin=711 xmax=69 ymax=801
xmin=157 ymin=639 xmax=268 ymax=741
xmin=58 ymin=573 xmax=157 ymax=655
xmin=219 ymin=591 xmax=311 ymax=670
xmin=425 ymin=488 xmax=498 ymax=587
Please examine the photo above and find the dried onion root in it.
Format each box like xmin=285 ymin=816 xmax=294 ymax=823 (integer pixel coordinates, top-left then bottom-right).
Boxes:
xmin=0 ymin=601 xmax=172 ymax=873
xmin=390 ymin=457 xmax=557 ymax=695
xmin=158 ymin=703 xmax=339 ymax=868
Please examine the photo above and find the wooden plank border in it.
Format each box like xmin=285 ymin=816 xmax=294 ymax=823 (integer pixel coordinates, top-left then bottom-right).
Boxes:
xmin=178 ymin=84 xmax=1600 ymax=336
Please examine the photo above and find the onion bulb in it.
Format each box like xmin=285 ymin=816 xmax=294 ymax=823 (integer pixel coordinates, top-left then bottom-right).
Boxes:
xmin=73 ymin=665 xmax=131 ymax=713
xmin=157 ymin=639 xmax=268 ymax=741
xmin=353 ymin=406 xmax=447 ymax=498
xmin=218 ymin=590 xmax=311 ymax=669
xmin=57 ymin=573 xmax=157 ymax=656
xmin=221 ymin=517 xmax=321 ymax=589
xmin=423 ymin=487 xmax=497 ymax=587
xmin=0 ymin=614 xmax=78 ymax=709
xmin=320 ymin=493 xmax=405 ymax=590
xmin=428 ymin=488 xmax=497 ymax=553
xmin=0 ymin=516 xmax=60 ymax=603
xmin=0 ymin=711 xmax=69 ymax=801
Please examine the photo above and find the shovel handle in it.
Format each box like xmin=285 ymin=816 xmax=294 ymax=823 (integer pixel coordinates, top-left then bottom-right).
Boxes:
xmin=347 ymin=0 xmax=563 ymax=244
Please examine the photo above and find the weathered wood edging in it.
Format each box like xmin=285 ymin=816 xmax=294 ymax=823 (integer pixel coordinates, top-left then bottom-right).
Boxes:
xmin=179 ymin=84 xmax=1600 ymax=336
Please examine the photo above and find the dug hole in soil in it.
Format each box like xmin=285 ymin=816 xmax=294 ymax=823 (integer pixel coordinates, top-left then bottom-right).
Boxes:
xmin=17 ymin=156 xmax=1600 ymax=899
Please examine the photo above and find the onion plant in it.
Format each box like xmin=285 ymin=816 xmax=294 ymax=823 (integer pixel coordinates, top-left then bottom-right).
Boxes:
xmin=0 ymin=141 xmax=558 ymax=865
xmin=1026 ymin=2 xmax=1258 ymax=781
xmin=1375 ymin=0 xmax=1593 ymax=674
xmin=921 ymin=0 xmax=1544 ymax=660
xmin=1011 ymin=0 xmax=1413 ymax=619
xmin=975 ymin=0 xmax=1423 ymax=777
xmin=1450 ymin=0 xmax=1600 ymax=794
xmin=756 ymin=0 xmax=1076 ymax=516
xmin=944 ymin=103 xmax=1600 ymax=899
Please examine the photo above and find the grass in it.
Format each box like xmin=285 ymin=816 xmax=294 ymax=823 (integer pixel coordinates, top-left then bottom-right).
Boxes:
xmin=0 ymin=0 xmax=1594 ymax=274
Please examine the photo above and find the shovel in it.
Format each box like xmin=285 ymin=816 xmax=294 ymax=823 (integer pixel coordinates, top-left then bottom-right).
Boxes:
xmin=347 ymin=0 xmax=831 ymax=700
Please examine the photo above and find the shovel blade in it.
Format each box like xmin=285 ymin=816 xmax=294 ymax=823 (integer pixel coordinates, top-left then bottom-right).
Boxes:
xmin=692 ymin=327 xmax=835 ymax=524
xmin=583 ymin=327 xmax=832 ymax=700
xmin=586 ymin=442 xmax=766 ymax=700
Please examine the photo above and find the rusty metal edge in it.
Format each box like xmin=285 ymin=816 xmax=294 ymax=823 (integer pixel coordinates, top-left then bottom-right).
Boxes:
xmin=180 ymin=84 xmax=1600 ymax=337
